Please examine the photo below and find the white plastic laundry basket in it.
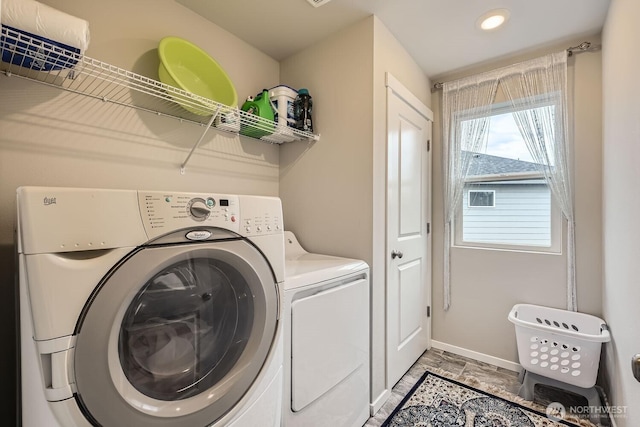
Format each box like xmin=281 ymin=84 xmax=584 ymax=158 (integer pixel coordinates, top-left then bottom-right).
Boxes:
xmin=508 ymin=304 xmax=610 ymax=388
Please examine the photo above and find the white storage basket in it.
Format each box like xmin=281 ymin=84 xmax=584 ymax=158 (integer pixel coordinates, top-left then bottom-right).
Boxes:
xmin=508 ymin=304 xmax=610 ymax=388
xmin=213 ymin=107 xmax=241 ymax=132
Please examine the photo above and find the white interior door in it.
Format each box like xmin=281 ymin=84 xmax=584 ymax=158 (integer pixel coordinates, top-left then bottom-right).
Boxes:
xmin=386 ymin=75 xmax=432 ymax=388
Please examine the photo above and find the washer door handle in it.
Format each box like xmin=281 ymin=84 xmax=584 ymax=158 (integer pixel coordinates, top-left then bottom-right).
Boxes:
xmin=391 ymin=250 xmax=404 ymax=259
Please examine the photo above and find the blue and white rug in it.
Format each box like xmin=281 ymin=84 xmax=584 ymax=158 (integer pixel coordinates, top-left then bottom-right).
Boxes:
xmin=382 ymin=371 xmax=590 ymax=427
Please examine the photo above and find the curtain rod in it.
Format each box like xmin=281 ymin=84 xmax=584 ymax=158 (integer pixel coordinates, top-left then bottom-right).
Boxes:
xmin=431 ymin=41 xmax=600 ymax=92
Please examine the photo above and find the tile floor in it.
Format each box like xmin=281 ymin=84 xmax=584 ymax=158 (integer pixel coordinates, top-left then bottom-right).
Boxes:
xmin=365 ymin=348 xmax=609 ymax=427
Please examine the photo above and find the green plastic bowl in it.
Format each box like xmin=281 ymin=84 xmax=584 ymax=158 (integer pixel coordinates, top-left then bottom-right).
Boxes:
xmin=158 ymin=36 xmax=238 ymax=115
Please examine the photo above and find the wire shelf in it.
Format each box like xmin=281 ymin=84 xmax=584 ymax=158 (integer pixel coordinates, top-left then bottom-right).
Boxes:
xmin=0 ymin=25 xmax=319 ymax=171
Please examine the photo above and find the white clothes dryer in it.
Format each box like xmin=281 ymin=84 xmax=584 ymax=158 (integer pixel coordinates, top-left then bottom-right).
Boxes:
xmin=16 ymin=187 xmax=285 ymax=427
xmin=282 ymin=231 xmax=370 ymax=427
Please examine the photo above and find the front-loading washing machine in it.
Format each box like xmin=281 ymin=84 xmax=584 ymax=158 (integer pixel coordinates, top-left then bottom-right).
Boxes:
xmin=16 ymin=186 xmax=285 ymax=427
xmin=282 ymin=231 xmax=370 ymax=427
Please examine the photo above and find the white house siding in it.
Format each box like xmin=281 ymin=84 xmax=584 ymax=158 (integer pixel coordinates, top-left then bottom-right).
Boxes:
xmin=462 ymin=182 xmax=551 ymax=246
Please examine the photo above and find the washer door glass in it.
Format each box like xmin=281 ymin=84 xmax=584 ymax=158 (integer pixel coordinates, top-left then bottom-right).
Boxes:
xmin=119 ymin=257 xmax=253 ymax=401
xmin=73 ymin=239 xmax=279 ymax=426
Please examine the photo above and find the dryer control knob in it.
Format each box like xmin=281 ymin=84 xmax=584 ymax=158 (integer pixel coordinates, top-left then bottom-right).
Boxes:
xmin=188 ymin=198 xmax=211 ymax=221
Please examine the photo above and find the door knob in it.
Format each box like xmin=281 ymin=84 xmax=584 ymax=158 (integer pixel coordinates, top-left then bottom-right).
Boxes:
xmin=633 ymin=354 xmax=640 ymax=382
xmin=391 ymin=250 xmax=404 ymax=259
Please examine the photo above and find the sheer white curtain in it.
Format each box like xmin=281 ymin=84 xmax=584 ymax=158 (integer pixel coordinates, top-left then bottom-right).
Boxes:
xmin=441 ymin=51 xmax=576 ymax=311
xmin=441 ymin=76 xmax=498 ymax=310
xmin=500 ymin=51 xmax=576 ymax=310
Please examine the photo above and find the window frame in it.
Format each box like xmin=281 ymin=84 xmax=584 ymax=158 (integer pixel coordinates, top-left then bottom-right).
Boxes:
xmin=452 ymin=99 xmax=563 ymax=254
xmin=467 ymin=189 xmax=496 ymax=208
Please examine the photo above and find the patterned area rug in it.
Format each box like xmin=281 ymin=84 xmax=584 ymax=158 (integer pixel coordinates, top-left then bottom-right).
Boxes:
xmin=382 ymin=370 xmax=588 ymax=427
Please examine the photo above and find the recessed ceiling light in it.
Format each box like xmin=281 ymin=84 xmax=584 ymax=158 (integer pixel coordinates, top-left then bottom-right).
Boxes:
xmin=307 ymin=0 xmax=333 ymax=7
xmin=477 ymin=9 xmax=510 ymax=31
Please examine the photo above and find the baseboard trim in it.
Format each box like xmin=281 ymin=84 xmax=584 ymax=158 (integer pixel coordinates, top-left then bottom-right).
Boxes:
xmin=370 ymin=388 xmax=391 ymax=415
xmin=431 ymin=340 xmax=522 ymax=373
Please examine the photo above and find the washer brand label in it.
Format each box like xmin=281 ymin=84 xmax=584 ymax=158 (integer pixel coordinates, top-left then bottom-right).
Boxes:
xmin=186 ymin=230 xmax=212 ymax=241
xmin=43 ymin=196 xmax=57 ymax=206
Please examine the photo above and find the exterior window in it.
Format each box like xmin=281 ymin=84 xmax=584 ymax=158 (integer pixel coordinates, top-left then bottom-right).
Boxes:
xmin=468 ymin=190 xmax=495 ymax=207
xmin=454 ymin=106 xmax=561 ymax=252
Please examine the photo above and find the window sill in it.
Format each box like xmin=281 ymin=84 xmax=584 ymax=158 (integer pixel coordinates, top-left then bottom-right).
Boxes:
xmin=451 ymin=243 xmax=562 ymax=256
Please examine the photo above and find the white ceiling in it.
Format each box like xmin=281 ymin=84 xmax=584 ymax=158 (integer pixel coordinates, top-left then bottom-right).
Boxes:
xmin=177 ymin=0 xmax=610 ymax=78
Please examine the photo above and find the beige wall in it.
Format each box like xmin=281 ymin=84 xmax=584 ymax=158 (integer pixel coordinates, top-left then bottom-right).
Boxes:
xmin=430 ymin=36 xmax=603 ymax=364
xmin=280 ymin=15 xmax=430 ymax=408
xmin=279 ymin=17 xmax=374 ymax=261
xmin=602 ymin=0 xmax=640 ymax=424
xmin=0 ymin=0 xmax=281 ymax=422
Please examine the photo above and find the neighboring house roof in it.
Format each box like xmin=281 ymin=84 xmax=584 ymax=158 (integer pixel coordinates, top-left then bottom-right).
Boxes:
xmin=464 ymin=151 xmax=542 ymax=176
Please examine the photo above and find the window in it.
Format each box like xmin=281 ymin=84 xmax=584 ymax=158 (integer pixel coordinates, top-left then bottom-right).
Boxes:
xmin=468 ymin=190 xmax=495 ymax=207
xmin=441 ymin=51 xmax=574 ymax=311
xmin=454 ymin=104 xmax=561 ymax=253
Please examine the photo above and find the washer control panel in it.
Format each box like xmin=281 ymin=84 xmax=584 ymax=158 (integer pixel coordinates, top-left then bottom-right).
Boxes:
xmin=139 ymin=191 xmax=240 ymax=239
xmin=138 ymin=191 xmax=283 ymax=240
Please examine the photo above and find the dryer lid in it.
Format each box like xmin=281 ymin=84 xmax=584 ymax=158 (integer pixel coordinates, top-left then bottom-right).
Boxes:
xmin=284 ymin=231 xmax=368 ymax=290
